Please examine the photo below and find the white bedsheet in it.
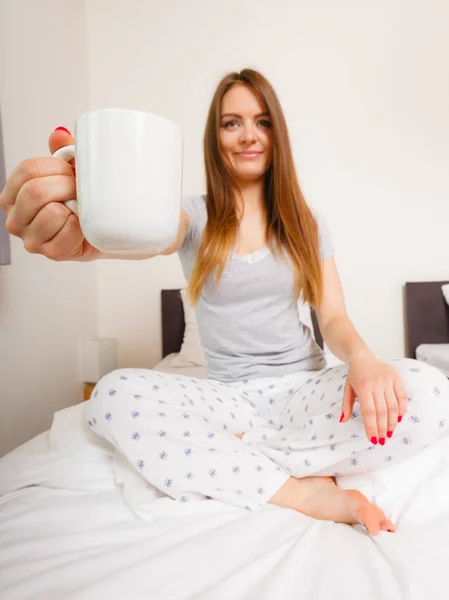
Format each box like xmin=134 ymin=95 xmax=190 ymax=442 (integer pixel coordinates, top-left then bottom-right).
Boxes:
xmin=2 ymin=388 xmax=449 ymax=598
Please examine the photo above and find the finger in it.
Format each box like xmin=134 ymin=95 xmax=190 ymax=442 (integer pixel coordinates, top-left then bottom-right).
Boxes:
xmin=9 ymin=174 xmax=76 ymax=238
xmin=394 ymin=378 xmax=409 ymax=422
xmin=48 ymin=128 xmax=76 ymax=167
xmin=385 ymin=380 xmax=399 ymax=438
xmin=1 ymin=158 xmax=74 ymax=218
xmin=359 ymin=388 xmax=378 ymax=443
xmin=373 ymin=387 xmax=388 ymax=444
xmin=41 ymin=213 xmax=86 ymax=261
xmin=24 ymin=200 xmax=80 ymax=253
xmin=341 ymin=382 xmax=355 ymax=422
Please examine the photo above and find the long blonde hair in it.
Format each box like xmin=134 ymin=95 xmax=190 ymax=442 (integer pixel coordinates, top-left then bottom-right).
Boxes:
xmin=188 ymin=68 xmax=323 ymax=309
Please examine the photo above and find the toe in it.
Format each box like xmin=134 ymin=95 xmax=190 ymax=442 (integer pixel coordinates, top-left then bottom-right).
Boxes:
xmin=356 ymin=502 xmax=390 ymax=536
xmin=363 ymin=512 xmax=381 ymax=536
xmin=384 ymin=520 xmax=396 ymax=532
xmin=378 ymin=510 xmax=396 ymax=533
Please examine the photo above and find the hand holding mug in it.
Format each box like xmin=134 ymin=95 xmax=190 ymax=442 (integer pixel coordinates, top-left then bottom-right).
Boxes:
xmin=1 ymin=109 xmax=183 ymax=259
xmin=0 ymin=128 xmax=99 ymax=261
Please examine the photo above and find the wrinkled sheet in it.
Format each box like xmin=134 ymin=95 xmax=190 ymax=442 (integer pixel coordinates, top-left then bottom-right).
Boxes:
xmin=1 ymin=400 xmax=449 ymax=600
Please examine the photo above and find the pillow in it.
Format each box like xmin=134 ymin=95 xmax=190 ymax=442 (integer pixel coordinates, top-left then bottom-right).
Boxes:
xmin=415 ymin=343 xmax=449 ymax=378
xmin=168 ymin=287 xmax=208 ymax=367
xmin=442 ymin=284 xmax=449 ymax=307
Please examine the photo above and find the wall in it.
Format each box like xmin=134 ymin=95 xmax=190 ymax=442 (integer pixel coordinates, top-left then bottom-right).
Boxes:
xmin=2 ymin=0 xmax=448 ymax=454
xmin=0 ymin=0 xmax=97 ymax=456
xmin=86 ymin=0 xmax=449 ymax=369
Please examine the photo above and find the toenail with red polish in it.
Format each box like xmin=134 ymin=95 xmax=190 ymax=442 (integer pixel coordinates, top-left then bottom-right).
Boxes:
xmin=387 ymin=431 xmax=393 ymax=438
xmin=371 ymin=436 xmax=378 ymax=445
xmin=398 ymin=415 xmax=403 ymax=422
xmin=339 ymin=413 xmax=344 ymax=423
xmin=379 ymin=437 xmax=385 ymax=445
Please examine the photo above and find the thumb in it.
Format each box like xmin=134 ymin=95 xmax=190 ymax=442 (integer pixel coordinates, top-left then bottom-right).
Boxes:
xmin=341 ymin=382 xmax=355 ymax=423
xmin=49 ymin=126 xmax=76 ymax=167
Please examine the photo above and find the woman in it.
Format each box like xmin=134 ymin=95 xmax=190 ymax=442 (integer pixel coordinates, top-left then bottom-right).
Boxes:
xmin=2 ymin=68 xmax=448 ymax=536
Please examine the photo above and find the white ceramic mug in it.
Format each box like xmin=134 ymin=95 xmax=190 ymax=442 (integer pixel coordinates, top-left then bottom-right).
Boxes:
xmin=52 ymin=108 xmax=183 ymax=254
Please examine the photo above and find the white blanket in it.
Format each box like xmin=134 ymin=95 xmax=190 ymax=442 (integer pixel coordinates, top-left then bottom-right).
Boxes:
xmin=1 ymin=401 xmax=449 ymax=600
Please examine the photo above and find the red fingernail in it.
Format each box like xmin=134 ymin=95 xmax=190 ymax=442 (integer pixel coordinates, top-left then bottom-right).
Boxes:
xmin=379 ymin=437 xmax=385 ymax=445
xmin=339 ymin=413 xmax=344 ymax=423
xmin=371 ymin=436 xmax=378 ymax=445
xmin=54 ymin=126 xmax=71 ymax=134
xmin=387 ymin=431 xmax=393 ymax=438
xmin=398 ymin=415 xmax=403 ymax=423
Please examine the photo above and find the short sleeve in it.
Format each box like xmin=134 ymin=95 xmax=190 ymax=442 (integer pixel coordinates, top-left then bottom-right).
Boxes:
xmin=180 ymin=194 xmax=208 ymax=254
xmin=310 ymin=206 xmax=334 ymax=260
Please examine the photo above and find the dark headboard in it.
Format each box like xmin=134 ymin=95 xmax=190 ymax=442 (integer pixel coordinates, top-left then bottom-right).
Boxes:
xmin=405 ymin=281 xmax=449 ymax=358
xmin=161 ymin=288 xmax=324 ymax=358
xmin=161 ymin=289 xmax=185 ymax=358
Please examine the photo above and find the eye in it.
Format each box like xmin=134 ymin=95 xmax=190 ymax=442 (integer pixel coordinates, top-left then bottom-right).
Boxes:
xmin=222 ymin=119 xmax=271 ymax=130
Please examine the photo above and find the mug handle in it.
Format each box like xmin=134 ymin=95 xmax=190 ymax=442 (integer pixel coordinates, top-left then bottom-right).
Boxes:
xmin=52 ymin=145 xmax=78 ymax=216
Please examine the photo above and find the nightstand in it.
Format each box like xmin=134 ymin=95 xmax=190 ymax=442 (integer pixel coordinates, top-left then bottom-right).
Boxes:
xmin=83 ymin=383 xmax=96 ymax=401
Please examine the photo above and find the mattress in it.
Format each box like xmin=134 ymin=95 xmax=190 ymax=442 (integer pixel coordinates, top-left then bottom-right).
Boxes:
xmin=2 ymin=357 xmax=449 ymax=599
xmin=416 ymin=344 xmax=449 ymax=378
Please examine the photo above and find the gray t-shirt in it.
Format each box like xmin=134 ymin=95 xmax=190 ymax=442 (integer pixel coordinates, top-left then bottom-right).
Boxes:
xmin=178 ymin=194 xmax=335 ymax=383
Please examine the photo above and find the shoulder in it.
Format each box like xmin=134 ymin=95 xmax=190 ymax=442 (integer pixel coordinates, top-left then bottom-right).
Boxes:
xmin=309 ymin=203 xmax=325 ymax=222
xmin=182 ymin=194 xmax=207 ymax=231
xmin=308 ymin=204 xmax=334 ymax=260
xmin=180 ymin=194 xmax=207 ymax=253
xmin=308 ymin=204 xmax=331 ymax=230
xmin=182 ymin=194 xmax=207 ymax=217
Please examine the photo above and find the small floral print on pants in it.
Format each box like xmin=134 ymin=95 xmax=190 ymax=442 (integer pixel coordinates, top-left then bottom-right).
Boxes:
xmin=86 ymin=358 xmax=449 ymax=511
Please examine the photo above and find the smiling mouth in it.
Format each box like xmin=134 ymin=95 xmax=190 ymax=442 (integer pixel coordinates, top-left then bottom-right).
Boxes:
xmin=237 ymin=151 xmax=262 ymax=157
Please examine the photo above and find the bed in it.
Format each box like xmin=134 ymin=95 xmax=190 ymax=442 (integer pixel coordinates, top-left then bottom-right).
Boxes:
xmin=2 ymin=285 xmax=449 ymax=600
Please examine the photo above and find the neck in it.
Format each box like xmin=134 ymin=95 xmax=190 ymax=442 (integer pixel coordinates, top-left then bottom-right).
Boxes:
xmin=235 ymin=180 xmax=265 ymax=216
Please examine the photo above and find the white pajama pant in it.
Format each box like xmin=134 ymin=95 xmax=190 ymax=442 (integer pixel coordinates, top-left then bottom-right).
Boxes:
xmin=87 ymin=357 xmax=449 ymax=510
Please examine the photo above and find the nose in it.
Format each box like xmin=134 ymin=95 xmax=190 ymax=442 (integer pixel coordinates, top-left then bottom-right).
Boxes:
xmin=239 ymin=122 xmax=257 ymax=144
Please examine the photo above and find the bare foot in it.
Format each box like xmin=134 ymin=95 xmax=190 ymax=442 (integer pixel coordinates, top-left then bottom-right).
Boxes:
xmin=269 ymin=476 xmax=395 ymax=536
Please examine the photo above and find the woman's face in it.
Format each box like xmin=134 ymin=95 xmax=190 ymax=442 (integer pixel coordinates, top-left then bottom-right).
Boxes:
xmin=219 ymin=84 xmax=272 ymax=184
